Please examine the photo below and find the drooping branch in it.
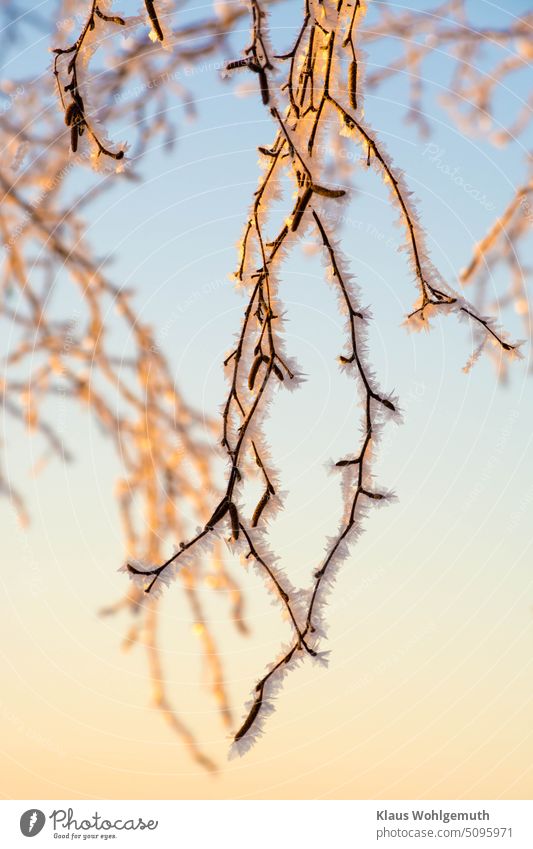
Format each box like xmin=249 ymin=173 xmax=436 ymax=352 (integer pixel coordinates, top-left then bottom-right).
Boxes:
xmin=118 ymin=0 xmax=519 ymax=753
xmin=461 ymin=181 xmax=533 ymax=285
xmin=2 ymin=12 xmax=254 ymax=765
xmin=359 ymin=1 xmax=532 ymax=375
xmin=52 ymin=1 xmax=127 ymax=160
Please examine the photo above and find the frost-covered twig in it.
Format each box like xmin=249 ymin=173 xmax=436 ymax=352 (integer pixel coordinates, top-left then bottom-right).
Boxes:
xmin=52 ymin=1 xmax=127 ymax=160
xmin=231 ymin=207 xmax=398 ymax=750
xmin=360 ymin=1 xmax=532 ymax=375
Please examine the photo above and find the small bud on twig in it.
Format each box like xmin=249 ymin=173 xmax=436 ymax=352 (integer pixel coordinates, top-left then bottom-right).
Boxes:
xmin=348 ymin=59 xmax=357 ymax=111
xmin=145 ymin=0 xmax=164 ymax=41
xmin=290 ymin=185 xmax=313 ymax=231
xmin=251 ymin=489 xmax=270 ymax=527
xmin=206 ymin=498 xmax=229 ymax=529
xmin=248 ymin=353 xmax=268 ymax=391
xmin=228 ymin=502 xmax=240 ymax=541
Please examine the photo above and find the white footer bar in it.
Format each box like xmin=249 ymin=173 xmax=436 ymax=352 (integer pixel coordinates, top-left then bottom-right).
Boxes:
xmin=2 ymin=800 xmax=532 ymax=848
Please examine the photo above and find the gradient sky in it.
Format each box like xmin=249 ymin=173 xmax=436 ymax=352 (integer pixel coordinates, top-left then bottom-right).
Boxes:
xmin=1 ymin=0 xmax=532 ymax=799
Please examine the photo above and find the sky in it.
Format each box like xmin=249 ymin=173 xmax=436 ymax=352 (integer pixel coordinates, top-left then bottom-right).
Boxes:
xmin=1 ymin=0 xmax=532 ymax=799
